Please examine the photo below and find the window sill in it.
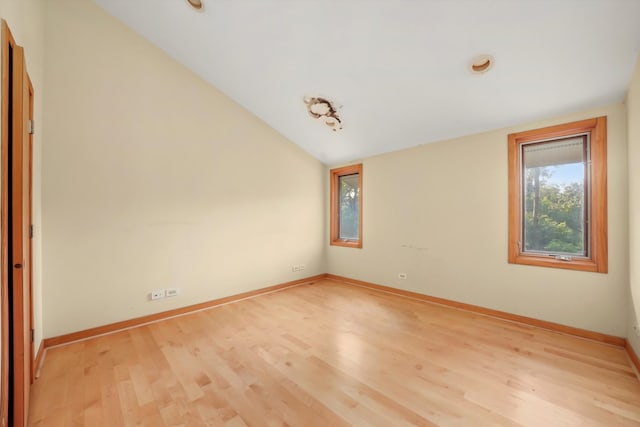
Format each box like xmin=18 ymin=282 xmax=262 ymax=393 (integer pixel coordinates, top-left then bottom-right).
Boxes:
xmin=331 ymin=239 xmax=362 ymax=248
xmin=509 ymin=253 xmax=606 ymax=273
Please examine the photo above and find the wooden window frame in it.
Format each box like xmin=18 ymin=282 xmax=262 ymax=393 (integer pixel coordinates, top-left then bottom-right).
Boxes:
xmin=330 ymin=164 xmax=363 ymax=248
xmin=508 ymin=117 xmax=607 ymax=273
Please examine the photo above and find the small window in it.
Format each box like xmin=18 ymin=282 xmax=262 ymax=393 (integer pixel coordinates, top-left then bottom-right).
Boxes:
xmin=508 ymin=117 xmax=607 ymax=272
xmin=330 ymin=164 xmax=362 ymax=248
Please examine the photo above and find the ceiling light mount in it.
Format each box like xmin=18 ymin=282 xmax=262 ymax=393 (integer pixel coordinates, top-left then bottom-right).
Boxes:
xmin=304 ymin=96 xmax=343 ymax=132
xmin=186 ymin=0 xmax=204 ymax=11
xmin=470 ymin=55 xmax=494 ymax=74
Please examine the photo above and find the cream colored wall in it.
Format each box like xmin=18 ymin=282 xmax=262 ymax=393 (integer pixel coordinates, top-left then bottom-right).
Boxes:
xmin=9 ymin=0 xmax=636 ymax=348
xmin=328 ymin=103 xmax=629 ymax=336
xmin=41 ymin=0 xmax=325 ymax=338
xmin=0 ymin=0 xmax=45 ymax=353
xmin=627 ymin=56 xmax=640 ymax=354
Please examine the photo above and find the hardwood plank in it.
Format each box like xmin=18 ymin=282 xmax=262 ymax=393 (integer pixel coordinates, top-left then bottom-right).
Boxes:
xmin=29 ymin=280 xmax=640 ymax=426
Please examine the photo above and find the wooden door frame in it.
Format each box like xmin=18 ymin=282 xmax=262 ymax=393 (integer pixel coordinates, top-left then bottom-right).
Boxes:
xmin=1 ymin=20 xmax=16 ymax=427
xmin=1 ymin=19 xmax=34 ymax=427
xmin=27 ymin=73 xmax=33 ymax=385
xmin=12 ymin=42 xmax=31 ymax=426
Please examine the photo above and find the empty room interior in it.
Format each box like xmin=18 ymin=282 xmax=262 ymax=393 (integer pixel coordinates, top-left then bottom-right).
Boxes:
xmin=2 ymin=0 xmax=640 ymax=425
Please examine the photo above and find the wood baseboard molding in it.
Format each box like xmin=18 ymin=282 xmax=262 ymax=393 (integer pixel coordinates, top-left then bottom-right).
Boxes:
xmin=34 ymin=340 xmax=45 ymax=379
xmin=43 ymin=274 xmax=325 ymax=349
xmin=326 ymin=274 xmax=626 ymax=347
xmin=626 ymin=340 xmax=640 ymax=377
xmin=40 ymin=272 xmax=629 ymax=355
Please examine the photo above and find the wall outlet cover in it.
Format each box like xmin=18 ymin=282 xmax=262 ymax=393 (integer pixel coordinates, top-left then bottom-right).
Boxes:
xmin=151 ymin=289 xmax=165 ymax=300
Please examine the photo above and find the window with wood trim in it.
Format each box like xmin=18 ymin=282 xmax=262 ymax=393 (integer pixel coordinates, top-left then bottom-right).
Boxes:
xmin=330 ymin=164 xmax=362 ymax=248
xmin=508 ymin=117 xmax=607 ymax=272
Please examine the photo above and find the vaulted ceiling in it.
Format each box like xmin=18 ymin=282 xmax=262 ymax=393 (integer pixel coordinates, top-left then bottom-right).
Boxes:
xmin=92 ymin=0 xmax=640 ymax=166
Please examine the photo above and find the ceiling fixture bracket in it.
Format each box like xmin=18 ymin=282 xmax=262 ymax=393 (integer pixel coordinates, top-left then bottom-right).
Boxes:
xmin=304 ymin=96 xmax=343 ymax=132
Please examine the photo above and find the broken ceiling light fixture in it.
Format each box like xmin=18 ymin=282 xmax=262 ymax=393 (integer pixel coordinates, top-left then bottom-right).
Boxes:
xmin=304 ymin=96 xmax=343 ymax=132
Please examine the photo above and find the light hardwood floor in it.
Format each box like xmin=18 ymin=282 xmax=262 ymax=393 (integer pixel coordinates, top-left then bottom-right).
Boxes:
xmin=29 ymin=280 xmax=640 ymax=426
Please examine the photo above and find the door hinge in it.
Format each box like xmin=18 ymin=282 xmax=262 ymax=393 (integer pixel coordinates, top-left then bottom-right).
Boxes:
xmin=31 ymin=328 xmax=34 ymax=343
xmin=29 ymin=224 xmax=34 ymax=239
xmin=27 ymin=119 xmax=34 ymax=134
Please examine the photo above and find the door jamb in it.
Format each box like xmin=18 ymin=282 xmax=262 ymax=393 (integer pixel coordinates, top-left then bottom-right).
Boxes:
xmin=1 ymin=19 xmax=35 ymax=426
xmin=1 ymin=20 xmax=16 ymax=427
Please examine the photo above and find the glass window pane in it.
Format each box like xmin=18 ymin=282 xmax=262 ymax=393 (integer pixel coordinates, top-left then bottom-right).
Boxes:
xmin=338 ymin=173 xmax=359 ymax=240
xmin=522 ymin=136 xmax=588 ymax=257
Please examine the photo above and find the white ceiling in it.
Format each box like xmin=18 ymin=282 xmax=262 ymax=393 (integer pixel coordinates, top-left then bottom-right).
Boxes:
xmin=92 ymin=0 xmax=640 ymax=166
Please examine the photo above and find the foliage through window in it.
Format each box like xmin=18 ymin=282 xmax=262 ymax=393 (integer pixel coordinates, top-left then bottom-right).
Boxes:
xmin=508 ymin=117 xmax=607 ymax=272
xmin=523 ymin=136 xmax=587 ymax=256
xmin=330 ymin=164 xmax=362 ymax=248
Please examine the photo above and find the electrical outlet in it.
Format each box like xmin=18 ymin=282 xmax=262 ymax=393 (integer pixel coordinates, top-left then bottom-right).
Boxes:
xmin=292 ymin=265 xmax=300 ymax=272
xmin=398 ymin=273 xmax=407 ymax=280
xmin=634 ymin=324 xmax=640 ymax=337
xmin=166 ymin=288 xmax=180 ymax=297
xmin=299 ymin=264 xmax=306 ymax=270
xmin=150 ymin=289 xmax=165 ymax=300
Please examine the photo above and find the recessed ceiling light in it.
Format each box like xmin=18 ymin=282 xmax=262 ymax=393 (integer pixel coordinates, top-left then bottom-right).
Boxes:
xmin=186 ymin=0 xmax=204 ymax=11
xmin=470 ymin=55 xmax=494 ymax=74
